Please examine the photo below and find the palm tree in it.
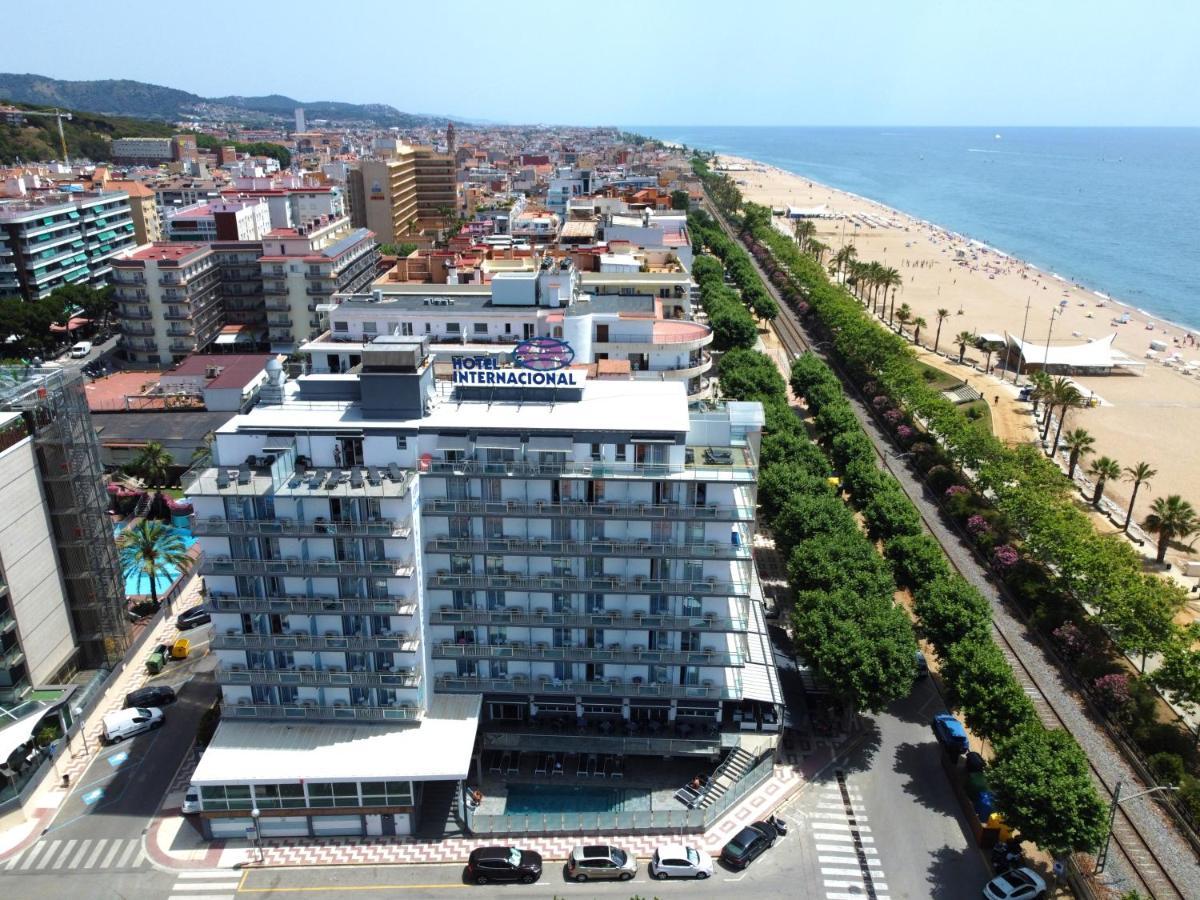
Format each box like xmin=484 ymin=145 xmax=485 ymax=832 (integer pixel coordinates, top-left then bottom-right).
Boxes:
xmin=794 ymin=219 xmax=816 ymax=251
xmin=1027 ymin=370 xmax=1052 ymax=417
xmin=866 ymin=261 xmax=885 ymax=311
xmin=954 ymin=330 xmax=976 ymax=364
xmin=807 ymin=239 xmax=829 ymax=265
xmin=1061 ymin=427 xmax=1095 ymax=478
xmin=1041 ymin=376 xmax=1077 ymax=440
xmin=1088 ymin=456 xmax=1121 ymax=506
xmin=880 ymin=267 xmax=902 ymax=322
xmin=895 ymin=304 xmax=913 ymax=335
xmin=1122 ymin=462 xmax=1157 ymax=533
xmin=977 ymin=339 xmax=996 ymax=374
xmin=117 ymin=519 xmax=192 ymax=610
xmin=912 ymin=316 xmax=927 ymax=346
xmin=131 ymin=440 xmax=172 ymax=487
xmin=834 ymin=244 xmax=858 ymax=283
xmin=1143 ymin=495 xmax=1200 ymax=564
xmin=1051 ymin=387 xmax=1084 ymax=455
xmin=933 ymin=308 xmax=950 ymax=353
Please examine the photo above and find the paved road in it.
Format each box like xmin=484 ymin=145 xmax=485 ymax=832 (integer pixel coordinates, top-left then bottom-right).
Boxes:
xmin=1 ymin=677 xmax=218 ymax=899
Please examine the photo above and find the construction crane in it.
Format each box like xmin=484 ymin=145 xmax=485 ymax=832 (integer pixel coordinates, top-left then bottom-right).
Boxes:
xmin=19 ymin=108 xmax=73 ymax=165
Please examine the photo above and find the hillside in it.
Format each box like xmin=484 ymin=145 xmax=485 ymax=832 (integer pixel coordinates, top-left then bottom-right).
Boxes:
xmin=0 ymin=73 xmax=457 ymax=127
xmin=0 ymin=102 xmax=173 ymax=163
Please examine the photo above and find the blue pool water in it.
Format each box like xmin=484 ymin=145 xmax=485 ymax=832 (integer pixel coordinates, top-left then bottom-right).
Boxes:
xmin=113 ymin=521 xmax=196 ymax=597
xmin=504 ymin=784 xmax=650 ymax=815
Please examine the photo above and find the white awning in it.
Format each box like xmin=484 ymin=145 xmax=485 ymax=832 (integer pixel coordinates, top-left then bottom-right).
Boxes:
xmin=527 ymin=436 xmax=573 ymax=452
xmin=190 ymin=695 xmax=481 ymax=786
xmin=1007 ymin=332 xmax=1118 ymax=369
xmin=215 ymin=333 xmax=240 ymax=345
xmin=475 ymin=434 xmax=522 ymax=450
xmin=741 ymin=598 xmax=783 ymax=705
xmin=436 ymin=434 xmax=471 ymax=451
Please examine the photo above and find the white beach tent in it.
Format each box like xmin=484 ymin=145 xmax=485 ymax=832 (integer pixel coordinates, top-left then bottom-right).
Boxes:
xmin=1005 ymin=332 xmax=1127 ymax=375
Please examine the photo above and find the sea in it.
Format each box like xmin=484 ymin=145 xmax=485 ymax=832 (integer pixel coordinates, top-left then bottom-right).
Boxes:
xmin=633 ymin=126 xmax=1200 ymax=331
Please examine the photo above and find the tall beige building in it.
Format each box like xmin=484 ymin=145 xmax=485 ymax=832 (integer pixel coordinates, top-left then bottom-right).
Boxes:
xmin=349 ymin=146 xmax=455 ymax=244
xmin=106 ymin=180 xmax=162 ymax=244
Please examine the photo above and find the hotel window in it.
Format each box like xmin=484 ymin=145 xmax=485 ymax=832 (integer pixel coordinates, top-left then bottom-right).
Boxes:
xmin=307 ymin=782 xmax=359 ymax=808
xmin=446 ymin=322 xmax=461 ymax=334
xmin=334 ymin=321 xmax=349 ymax=333
xmin=682 ymin=595 xmax=702 ymax=618
xmin=253 ymin=783 xmax=307 ymax=810
xmin=488 ymin=626 xmax=508 ymax=645
xmin=361 ymin=781 xmax=412 ymax=807
xmin=650 ymin=594 xmax=669 ymax=615
xmin=486 ymin=590 xmax=504 ymax=610
xmin=473 ymin=323 xmax=488 ymax=335
xmin=615 ymin=444 xmax=626 ymax=462
xmin=586 ymin=593 xmax=604 ymax=614
xmin=484 ymin=555 xmax=504 ymax=576
xmin=277 ymin=685 xmax=299 ymax=704
xmin=401 ymin=322 xmax=413 ymax=336
xmin=590 ymin=443 xmax=602 ymax=461
xmin=552 ymin=592 xmax=573 ymax=613
xmin=484 ymin=517 xmax=503 ymax=540
xmin=396 ymin=435 xmax=408 ymax=449
xmin=199 ymin=785 xmax=253 ymax=812
xmin=363 ymin=321 xmax=377 ymax=334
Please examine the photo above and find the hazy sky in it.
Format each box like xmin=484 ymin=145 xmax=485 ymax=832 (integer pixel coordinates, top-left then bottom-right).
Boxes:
xmin=10 ymin=0 xmax=1199 ymax=126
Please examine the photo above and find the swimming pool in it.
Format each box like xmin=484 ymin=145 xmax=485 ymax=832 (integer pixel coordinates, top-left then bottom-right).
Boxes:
xmin=114 ymin=521 xmax=196 ymax=597
xmin=504 ymin=784 xmax=651 ymax=815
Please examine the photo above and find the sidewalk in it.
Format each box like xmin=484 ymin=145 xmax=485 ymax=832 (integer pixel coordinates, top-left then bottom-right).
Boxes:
xmin=0 ymin=573 xmax=204 ymax=858
xmin=146 ymin=735 xmax=846 ymax=870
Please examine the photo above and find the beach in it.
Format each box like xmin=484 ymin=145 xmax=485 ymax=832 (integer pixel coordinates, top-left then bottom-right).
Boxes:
xmin=719 ymin=154 xmax=1200 ymax=553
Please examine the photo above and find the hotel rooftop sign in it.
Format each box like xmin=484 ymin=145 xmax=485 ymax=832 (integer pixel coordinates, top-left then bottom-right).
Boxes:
xmin=451 ymin=338 xmax=586 ymax=388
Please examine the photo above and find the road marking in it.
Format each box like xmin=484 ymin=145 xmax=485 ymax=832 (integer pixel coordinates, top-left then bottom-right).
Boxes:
xmin=818 ymin=855 xmax=883 ymax=866
xmin=168 ymin=896 xmax=235 ymax=900
xmin=83 ymin=839 xmax=108 ymax=868
xmin=178 ymin=870 xmax=241 ymax=879
xmin=49 ymin=839 xmax=77 ymax=867
xmin=827 ymin=893 xmax=890 ymax=900
xmin=81 ymin=788 xmax=105 ymax=805
xmin=107 ymin=750 xmax=129 ymax=768
xmin=16 ymin=842 xmax=49 ymax=869
xmin=114 ymin=839 xmax=140 ymax=868
xmin=826 ymin=879 xmax=889 ymax=890
xmin=66 ymin=839 xmax=92 ymax=868
xmin=100 ymin=839 xmax=123 ymax=868
xmin=236 ymin=884 xmax=467 ymax=893
xmin=809 ymin=811 xmax=869 ymax=822
xmin=816 ymin=844 xmax=879 ymax=855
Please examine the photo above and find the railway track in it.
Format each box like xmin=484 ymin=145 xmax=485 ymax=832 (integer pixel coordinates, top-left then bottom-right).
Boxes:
xmin=702 ymin=196 xmax=1190 ymax=898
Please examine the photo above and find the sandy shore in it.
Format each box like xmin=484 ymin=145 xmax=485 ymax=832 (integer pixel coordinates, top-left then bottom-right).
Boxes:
xmin=720 ymin=154 xmax=1200 ymax=546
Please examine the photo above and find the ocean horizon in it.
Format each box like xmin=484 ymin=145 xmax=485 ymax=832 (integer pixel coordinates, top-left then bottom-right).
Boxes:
xmin=632 ymin=126 xmax=1200 ymax=331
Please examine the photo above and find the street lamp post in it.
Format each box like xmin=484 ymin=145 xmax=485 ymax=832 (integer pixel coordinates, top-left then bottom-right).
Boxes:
xmin=250 ymin=807 xmax=264 ymax=863
xmin=1013 ymin=296 xmax=1031 ymax=386
xmin=1095 ymin=780 xmax=1179 ymax=872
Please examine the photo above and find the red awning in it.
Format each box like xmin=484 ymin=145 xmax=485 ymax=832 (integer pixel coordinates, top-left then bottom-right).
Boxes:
xmin=49 ymin=316 xmax=92 ymax=333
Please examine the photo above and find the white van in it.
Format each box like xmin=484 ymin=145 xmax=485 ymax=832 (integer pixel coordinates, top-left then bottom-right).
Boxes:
xmin=102 ymin=706 xmax=164 ymax=743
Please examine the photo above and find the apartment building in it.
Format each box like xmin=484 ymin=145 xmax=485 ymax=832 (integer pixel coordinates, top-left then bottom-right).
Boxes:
xmin=106 ymin=180 xmax=162 ymax=244
xmin=258 ymin=219 xmax=379 ymax=351
xmin=0 ymin=367 xmax=129 ymax=680
xmin=211 ymin=241 xmax=266 ymax=336
xmin=412 ymin=147 xmax=457 ymax=225
xmin=183 ymin=336 xmax=773 ymax=839
xmin=0 ymin=191 xmax=137 ymax=300
xmin=111 ymin=137 xmax=174 ymax=164
xmin=165 ymin=199 xmax=273 ymax=243
xmin=348 ymin=146 xmax=455 ymax=244
xmin=220 ymin=184 xmax=346 ymax=230
xmin=111 ymin=244 xmax=223 ymax=366
xmin=305 ymin=257 xmax=712 ymax=397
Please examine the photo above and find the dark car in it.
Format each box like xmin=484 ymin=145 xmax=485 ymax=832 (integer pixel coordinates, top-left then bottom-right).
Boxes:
xmin=720 ymin=821 xmax=778 ymax=869
xmin=176 ymin=606 xmax=211 ymax=630
xmin=465 ymin=846 xmax=542 ymax=885
xmin=932 ymin=713 xmax=969 ymax=755
xmin=123 ymin=685 xmax=176 ymax=708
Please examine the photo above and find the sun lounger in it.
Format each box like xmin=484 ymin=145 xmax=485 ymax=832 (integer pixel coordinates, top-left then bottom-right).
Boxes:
xmin=576 ymin=754 xmax=588 ymax=777
xmin=366 ymin=465 xmax=382 ymax=486
xmin=534 ymin=753 xmax=548 ymax=776
xmin=552 ymin=753 xmax=564 ymax=776
xmin=603 ymin=756 xmax=616 ymax=778
xmin=350 ymin=468 xmax=364 ymax=489
xmin=506 ymin=752 xmax=519 ymax=776
xmin=387 ymin=462 xmax=403 ymax=481
xmin=216 ymin=469 xmax=231 ymax=489
xmin=586 ymin=754 xmax=598 ymax=778
xmin=488 ymin=751 xmax=502 ymax=775
xmin=237 ymin=465 xmax=252 ymax=485
xmin=611 ymin=757 xmax=624 ymax=779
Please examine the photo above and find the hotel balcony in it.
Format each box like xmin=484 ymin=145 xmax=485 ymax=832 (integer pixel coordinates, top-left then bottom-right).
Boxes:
xmin=593 ymin=321 xmax=713 ymax=354
xmin=219 ymin=665 xmax=421 ymax=689
xmin=193 ymin=515 xmax=411 ymax=539
xmin=435 ymin=674 xmax=739 ymax=701
xmin=420 ymin=496 xmax=755 ymax=522
xmin=427 ymin=571 xmax=749 ymax=597
xmin=424 ymin=447 xmax=755 ymax=483
xmin=208 ymin=592 xmax=416 ymax=617
xmin=479 ymin=720 xmax=723 ymax=758
xmin=429 ymin=606 xmax=747 ymax=632
xmin=432 ymin=640 xmax=742 ymax=668
xmin=264 ymin=297 xmax=291 ymax=311
xmin=120 ymin=323 xmax=155 ymax=336
xmin=630 ymin=353 xmax=713 ymax=383
xmin=226 ymin=700 xmax=421 ymax=723
xmin=200 ymin=555 xmax=415 ymax=579
xmin=424 ymin=535 xmax=750 ymax=561
xmin=185 ymin=462 xmax=413 ymax=501
xmin=212 ymin=630 xmax=420 ymax=654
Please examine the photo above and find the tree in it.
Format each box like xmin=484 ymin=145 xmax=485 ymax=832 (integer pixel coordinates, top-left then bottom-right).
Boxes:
xmin=911 ymin=316 xmax=927 ymax=347
xmin=861 ymin=484 xmax=923 ymax=540
xmin=1143 ymin=494 xmax=1200 ymax=564
xmin=1088 ymin=456 xmax=1121 ymax=506
xmin=379 ymin=242 xmax=418 ymax=258
xmin=670 ymin=189 xmax=690 ymax=211
xmin=130 ymin=440 xmax=172 ymax=487
xmin=1152 ymin=635 xmax=1200 ymax=742
xmin=989 ymin=723 xmax=1108 ymax=856
xmin=1104 ymin=577 xmax=1180 ymax=672
xmin=807 ymin=238 xmax=829 ymax=265
xmin=885 ymin=534 xmax=951 ymax=589
xmin=954 ymin=330 xmax=976 ymax=364
xmin=793 ymin=218 xmax=816 ymax=251
xmin=943 ymin=636 xmax=1037 ymax=741
xmin=833 ymin=244 xmax=857 ymax=282
xmin=1060 ymin=426 xmax=1093 ymax=479
xmin=773 ymin=492 xmax=858 ymax=558
xmin=912 ymin=575 xmax=992 ymax=656
xmin=933 ymin=308 xmax=950 ymax=353
xmin=1121 ymin=462 xmax=1156 ymax=533
xmin=1027 ymin=370 xmax=1053 ymax=417
xmin=894 ymin=303 xmax=912 ymax=334
xmin=117 ymin=519 xmax=191 ymax=610
xmin=880 ymin=268 xmax=902 ymax=324
xmin=1042 ymin=376 xmax=1078 ymax=442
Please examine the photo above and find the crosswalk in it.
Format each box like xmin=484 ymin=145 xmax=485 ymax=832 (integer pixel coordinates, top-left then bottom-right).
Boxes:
xmin=168 ymin=870 xmax=242 ymax=900
xmin=3 ymin=837 xmax=147 ymax=873
xmin=809 ymin=773 xmax=890 ymax=900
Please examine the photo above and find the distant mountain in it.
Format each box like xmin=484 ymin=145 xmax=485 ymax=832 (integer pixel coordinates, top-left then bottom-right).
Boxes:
xmin=0 ymin=73 xmax=458 ymax=127
xmin=0 ymin=101 xmax=173 ymax=163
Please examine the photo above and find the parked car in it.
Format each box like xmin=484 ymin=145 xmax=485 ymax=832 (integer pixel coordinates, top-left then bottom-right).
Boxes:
xmin=123 ymin=685 xmax=176 ymax=708
xmin=649 ymin=843 xmax=713 ymax=880
xmin=69 ymin=341 xmax=92 ymax=358
xmin=465 ymin=846 xmax=542 ymax=885
xmin=719 ymin=820 xmax=778 ymax=870
xmin=932 ymin=713 xmax=970 ymax=755
xmin=915 ymin=650 xmax=929 ymax=678
xmin=982 ymin=866 xmax=1047 ymax=900
xmin=566 ymin=844 xmax=637 ymax=882
xmin=176 ymin=606 xmax=211 ymax=630
xmin=101 ymin=706 xmax=164 ymax=743
xmin=181 ymin=785 xmax=201 ymax=815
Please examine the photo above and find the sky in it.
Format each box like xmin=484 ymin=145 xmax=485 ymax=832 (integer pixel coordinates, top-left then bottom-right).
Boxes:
xmin=9 ymin=0 xmax=1200 ymax=126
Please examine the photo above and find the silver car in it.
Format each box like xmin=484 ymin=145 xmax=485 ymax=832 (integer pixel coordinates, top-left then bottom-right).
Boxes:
xmin=565 ymin=844 xmax=637 ymax=882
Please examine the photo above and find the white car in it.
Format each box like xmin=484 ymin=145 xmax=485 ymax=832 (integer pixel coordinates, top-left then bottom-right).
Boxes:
xmin=982 ymin=866 xmax=1047 ymax=900
xmin=101 ymin=706 xmax=164 ymax=743
xmin=181 ymin=785 xmax=201 ymax=815
xmin=649 ymin=843 xmax=713 ymax=880
xmin=69 ymin=341 xmax=92 ymax=358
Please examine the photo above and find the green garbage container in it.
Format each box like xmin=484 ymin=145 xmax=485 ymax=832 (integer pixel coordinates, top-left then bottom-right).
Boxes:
xmin=146 ymin=651 xmax=165 ymax=675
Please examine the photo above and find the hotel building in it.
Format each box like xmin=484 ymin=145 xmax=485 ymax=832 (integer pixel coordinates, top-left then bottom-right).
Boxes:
xmin=184 ymin=337 xmax=776 ymax=840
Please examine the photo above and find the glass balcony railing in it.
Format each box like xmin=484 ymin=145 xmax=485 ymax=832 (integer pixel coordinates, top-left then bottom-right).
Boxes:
xmin=424 ymin=536 xmax=750 ymax=561
xmin=220 ymin=665 xmax=421 ymax=689
xmin=435 ymin=674 xmax=739 ymax=700
xmin=226 ymin=700 xmax=421 ymax=723
xmin=428 ymin=606 xmax=747 ymax=632
xmin=212 ymin=630 xmax=419 ymax=653
xmin=431 ymin=640 xmax=742 ymax=667
xmin=426 ymin=572 xmax=749 ymax=597
xmin=200 ymin=556 xmax=415 ymax=578
xmin=193 ymin=516 xmax=411 ymax=539
xmin=208 ymin=593 xmax=416 ymax=616
xmin=420 ymin=496 xmax=755 ymax=521
xmin=424 ymin=449 xmax=755 ymax=483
